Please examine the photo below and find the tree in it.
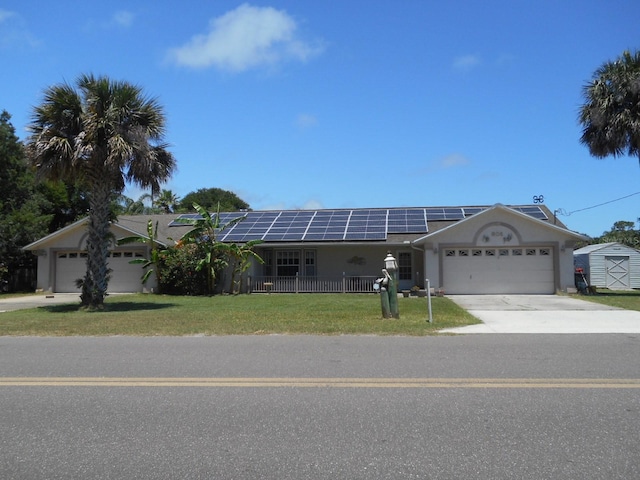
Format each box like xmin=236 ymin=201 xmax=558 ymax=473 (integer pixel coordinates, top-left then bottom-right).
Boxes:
xmin=177 ymin=203 xmax=245 ymax=295
xmin=595 ymin=220 xmax=640 ymax=248
xmin=27 ymin=74 xmax=176 ymax=308
xmin=222 ymin=240 xmax=264 ymax=294
xmin=155 ymin=189 xmax=180 ymax=213
xmin=0 ymin=111 xmax=50 ymax=290
xmin=579 ymin=50 xmax=640 ymax=163
xmin=178 ymin=187 xmax=249 ymax=213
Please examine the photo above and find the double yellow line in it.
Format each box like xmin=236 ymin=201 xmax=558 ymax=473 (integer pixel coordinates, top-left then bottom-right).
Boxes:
xmin=1 ymin=377 xmax=639 ymax=388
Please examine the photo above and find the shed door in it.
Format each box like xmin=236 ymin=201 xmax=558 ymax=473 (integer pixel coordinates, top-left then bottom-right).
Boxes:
xmin=442 ymin=247 xmax=554 ymax=294
xmin=605 ymin=256 xmax=630 ymax=290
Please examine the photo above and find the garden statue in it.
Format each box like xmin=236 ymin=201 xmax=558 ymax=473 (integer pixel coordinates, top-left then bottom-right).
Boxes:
xmin=375 ymin=252 xmax=399 ymax=319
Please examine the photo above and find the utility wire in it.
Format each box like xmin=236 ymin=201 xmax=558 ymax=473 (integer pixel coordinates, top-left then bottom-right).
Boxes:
xmin=556 ymin=191 xmax=640 ymax=216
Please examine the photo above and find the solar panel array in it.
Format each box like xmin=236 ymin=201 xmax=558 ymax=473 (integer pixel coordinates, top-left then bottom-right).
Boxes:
xmin=168 ymin=206 xmax=548 ymax=242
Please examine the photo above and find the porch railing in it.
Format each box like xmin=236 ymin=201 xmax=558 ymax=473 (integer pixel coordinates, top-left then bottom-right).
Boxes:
xmin=249 ymin=274 xmax=378 ymax=293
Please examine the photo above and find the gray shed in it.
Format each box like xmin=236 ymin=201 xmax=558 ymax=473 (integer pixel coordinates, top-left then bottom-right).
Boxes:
xmin=574 ymin=242 xmax=640 ymax=290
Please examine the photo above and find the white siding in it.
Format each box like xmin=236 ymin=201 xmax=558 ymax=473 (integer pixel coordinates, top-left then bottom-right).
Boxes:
xmin=574 ymin=243 xmax=640 ymax=290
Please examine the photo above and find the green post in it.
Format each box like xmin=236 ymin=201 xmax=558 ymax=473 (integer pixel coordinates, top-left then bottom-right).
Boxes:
xmin=383 ymin=252 xmax=400 ymax=319
xmin=380 ymin=282 xmax=391 ymax=318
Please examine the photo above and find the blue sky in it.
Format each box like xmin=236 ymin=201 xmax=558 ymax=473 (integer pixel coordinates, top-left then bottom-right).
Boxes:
xmin=1 ymin=1 xmax=639 ymax=237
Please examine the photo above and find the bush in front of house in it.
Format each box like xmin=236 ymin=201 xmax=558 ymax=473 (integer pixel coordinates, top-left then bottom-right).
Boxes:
xmin=158 ymin=244 xmax=210 ymax=296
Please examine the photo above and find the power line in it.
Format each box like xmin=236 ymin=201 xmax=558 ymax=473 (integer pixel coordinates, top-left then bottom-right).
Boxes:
xmin=556 ymin=191 xmax=640 ymax=216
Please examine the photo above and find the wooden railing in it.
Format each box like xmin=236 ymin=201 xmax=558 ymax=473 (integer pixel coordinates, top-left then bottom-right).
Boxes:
xmin=249 ymin=274 xmax=378 ymax=293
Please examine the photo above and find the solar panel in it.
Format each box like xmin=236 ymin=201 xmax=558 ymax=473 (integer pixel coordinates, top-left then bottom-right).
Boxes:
xmin=262 ymin=211 xmax=315 ymax=241
xmin=512 ymin=206 xmax=548 ymax=220
xmin=462 ymin=207 xmax=485 ymax=217
xmin=220 ymin=211 xmax=280 ymax=242
xmin=167 ymin=205 xmax=549 ymax=243
xmin=344 ymin=209 xmax=387 ymax=240
xmin=303 ymin=210 xmax=349 ymax=241
xmin=387 ymin=208 xmax=427 ymax=233
xmin=425 ymin=208 xmax=464 ymax=221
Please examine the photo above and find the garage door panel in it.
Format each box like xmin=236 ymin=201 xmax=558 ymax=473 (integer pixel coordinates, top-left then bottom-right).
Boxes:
xmin=55 ymin=251 xmax=146 ymax=293
xmin=443 ymin=248 xmax=554 ymax=294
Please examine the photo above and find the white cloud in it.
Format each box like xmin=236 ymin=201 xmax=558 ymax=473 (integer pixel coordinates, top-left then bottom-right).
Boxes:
xmin=301 ymin=199 xmax=324 ymax=210
xmin=452 ymin=54 xmax=481 ymax=72
xmin=295 ymin=113 xmax=318 ymax=129
xmin=166 ymin=3 xmax=323 ymax=71
xmin=0 ymin=9 xmax=38 ymax=49
xmin=439 ymin=153 xmax=470 ymax=168
xmin=0 ymin=9 xmax=15 ymax=23
xmin=112 ymin=11 xmax=134 ymax=28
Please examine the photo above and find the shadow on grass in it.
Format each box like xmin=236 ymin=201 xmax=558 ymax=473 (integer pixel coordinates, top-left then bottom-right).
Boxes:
xmin=39 ymin=302 xmax=178 ymax=313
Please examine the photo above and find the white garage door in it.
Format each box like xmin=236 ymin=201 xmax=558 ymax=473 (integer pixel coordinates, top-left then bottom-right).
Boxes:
xmin=442 ymin=247 xmax=554 ymax=294
xmin=55 ymin=251 xmax=146 ymax=293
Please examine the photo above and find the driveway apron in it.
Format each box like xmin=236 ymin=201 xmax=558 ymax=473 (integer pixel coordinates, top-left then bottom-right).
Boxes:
xmin=444 ymin=294 xmax=640 ymax=334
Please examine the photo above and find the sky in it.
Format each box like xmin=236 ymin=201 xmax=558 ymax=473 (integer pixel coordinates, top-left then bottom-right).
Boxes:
xmin=1 ymin=0 xmax=639 ymax=238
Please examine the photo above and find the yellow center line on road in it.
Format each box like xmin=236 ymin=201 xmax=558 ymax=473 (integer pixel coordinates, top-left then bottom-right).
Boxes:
xmin=1 ymin=377 xmax=640 ymax=388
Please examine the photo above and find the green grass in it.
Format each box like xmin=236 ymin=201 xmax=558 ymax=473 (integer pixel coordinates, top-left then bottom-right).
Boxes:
xmin=573 ymin=289 xmax=640 ymax=311
xmin=0 ymin=293 xmax=479 ymax=336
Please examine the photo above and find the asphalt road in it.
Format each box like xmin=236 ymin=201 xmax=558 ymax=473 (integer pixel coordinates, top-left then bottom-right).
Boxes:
xmin=1 ymin=335 xmax=639 ymax=479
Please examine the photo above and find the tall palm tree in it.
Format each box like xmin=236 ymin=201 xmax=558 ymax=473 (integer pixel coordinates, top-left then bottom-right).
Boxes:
xmin=579 ymin=50 xmax=640 ymax=163
xmin=155 ymin=189 xmax=180 ymax=213
xmin=27 ymin=74 xmax=175 ymax=308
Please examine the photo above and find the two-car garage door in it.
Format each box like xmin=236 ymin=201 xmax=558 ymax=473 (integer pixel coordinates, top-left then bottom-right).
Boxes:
xmin=55 ymin=251 xmax=145 ymax=293
xmin=442 ymin=247 xmax=554 ymax=294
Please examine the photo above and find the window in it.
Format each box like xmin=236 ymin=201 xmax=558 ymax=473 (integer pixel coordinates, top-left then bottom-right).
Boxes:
xmin=398 ymin=252 xmax=412 ymax=281
xmin=485 ymin=250 xmax=495 ymax=256
xmin=512 ymin=249 xmax=522 ymax=256
xmin=458 ymin=250 xmax=469 ymax=257
xmin=526 ymin=249 xmax=536 ymax=256
xmin=445 ymin=249 xmax=455 ymax=257
xmin=499 ymin=249 xmax=509 ymax=256
xmin=472 ymin=249 xmax=482 ymax=256
xmin=540 ymin=248 xmax=550 ymax=256
xmin=277 ymin=251 xmax=300 ymax=276
xmin=304 ymin=250 xmax=316 ymax=276
xmin=262 ymin=250 xmax=273 ymax=276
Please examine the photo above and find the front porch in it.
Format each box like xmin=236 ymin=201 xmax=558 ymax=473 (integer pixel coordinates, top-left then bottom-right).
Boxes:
xmin=249 ymin=274 xmax=379 ymax=293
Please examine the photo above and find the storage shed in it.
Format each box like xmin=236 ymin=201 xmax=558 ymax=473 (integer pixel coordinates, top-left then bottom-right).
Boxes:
xmin=574 ymin=242 xmax=640 ymax=290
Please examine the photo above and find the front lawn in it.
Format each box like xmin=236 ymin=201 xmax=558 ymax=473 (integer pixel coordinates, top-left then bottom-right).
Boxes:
xmin=0 ymin=293 xmax=479 ymax=336
xmin=574 ymin=289 xmax=640 ymax=311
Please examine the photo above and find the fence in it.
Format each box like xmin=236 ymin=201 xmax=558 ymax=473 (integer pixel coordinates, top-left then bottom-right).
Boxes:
xmin=249 ymin=274 xmax=378 ymax=293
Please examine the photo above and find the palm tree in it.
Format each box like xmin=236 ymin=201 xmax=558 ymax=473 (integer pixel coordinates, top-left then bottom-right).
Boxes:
xmin=579 ymin=50 xmax=640 ymax=163
xmin=27 ymin=74 xmax=175 ymax=308
xmin=155 ymin=189 xmax=180 ymax=213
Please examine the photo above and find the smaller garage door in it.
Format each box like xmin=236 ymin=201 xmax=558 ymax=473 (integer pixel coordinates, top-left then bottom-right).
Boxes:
xmin=55 ymin=250 xmax=146 ymax=293
xmin=443 ymin=247 xmax=554 ymax=294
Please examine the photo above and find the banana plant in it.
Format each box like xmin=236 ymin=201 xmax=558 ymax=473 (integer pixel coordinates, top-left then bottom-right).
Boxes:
xmin=117 ymin=220 xmax=163 ymax=286
xmin=219 ymin=239 xmax=264 ymax=294
xmin=176 ymin=203 xmax=246 ymax=295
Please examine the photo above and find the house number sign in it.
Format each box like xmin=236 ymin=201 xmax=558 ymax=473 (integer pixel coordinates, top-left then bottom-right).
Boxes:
xmin=478 ymin=226 xmax=517 ymax=246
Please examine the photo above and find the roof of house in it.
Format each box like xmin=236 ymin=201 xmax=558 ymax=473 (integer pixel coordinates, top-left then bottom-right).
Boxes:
xmin=24 ymin=203 xmax=576 ymax=251
xmin=114 ymin=203 xmax=569 ymax=247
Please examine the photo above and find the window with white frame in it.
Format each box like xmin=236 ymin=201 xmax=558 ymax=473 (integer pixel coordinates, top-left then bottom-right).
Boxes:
xmin=276 ymin=250 xmax=300 ymax=276
xmin=304 ymin=250 xmax=316 ymax=276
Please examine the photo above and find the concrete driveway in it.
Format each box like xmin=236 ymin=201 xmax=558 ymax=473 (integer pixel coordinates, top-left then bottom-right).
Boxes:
xmin=443 ymin=294 xmax=640 ymax=334
xmin=0 ymin=293 xmax=81 ymax=313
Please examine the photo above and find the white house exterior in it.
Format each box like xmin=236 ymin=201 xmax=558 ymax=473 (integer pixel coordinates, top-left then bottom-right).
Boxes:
xmin=574 ymin=242 xmax=640 ymax=290
xmin=23 ymin=204 xmax=587 ymax=295
xmin=24 ymin=217 xmax=159 ymax=293
xmin=413 ymin=205 xmax=584 ymax=294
